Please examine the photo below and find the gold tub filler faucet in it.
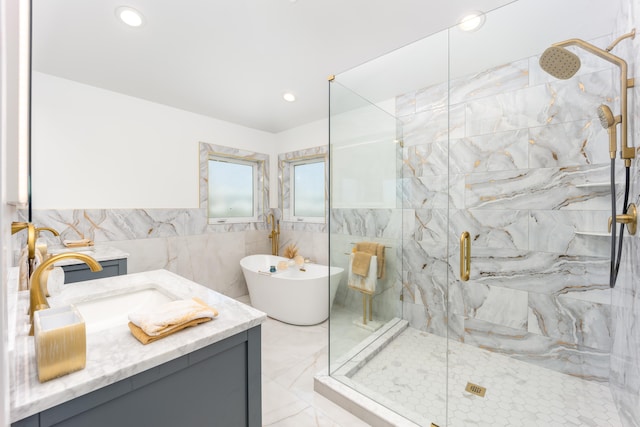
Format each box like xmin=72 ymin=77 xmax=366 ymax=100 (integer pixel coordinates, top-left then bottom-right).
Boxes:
xmin=267 ymin=213 xmax=280 ymax=256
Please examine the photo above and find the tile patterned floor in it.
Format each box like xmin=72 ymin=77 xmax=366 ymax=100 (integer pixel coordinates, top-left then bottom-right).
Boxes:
xmin=236 ymin=296 xmax=370 ymax=427
xmin=349 ymin=327 xmax=623 ymax=427
xmin=247 ymin=294 xmax=623 ymax=427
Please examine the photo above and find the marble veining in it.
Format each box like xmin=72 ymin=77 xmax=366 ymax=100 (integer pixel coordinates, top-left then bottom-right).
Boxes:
xmin=9 ymin=269 xmax=266 ymax=423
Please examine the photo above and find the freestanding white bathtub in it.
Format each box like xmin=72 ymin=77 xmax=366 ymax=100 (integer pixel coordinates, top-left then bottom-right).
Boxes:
xmin=240 ymin=254 xmax=344 ymax=325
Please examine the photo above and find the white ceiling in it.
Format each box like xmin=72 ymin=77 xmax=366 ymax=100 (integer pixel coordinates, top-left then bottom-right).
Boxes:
xmin=32 ymin=0 xmax=519 ymax=134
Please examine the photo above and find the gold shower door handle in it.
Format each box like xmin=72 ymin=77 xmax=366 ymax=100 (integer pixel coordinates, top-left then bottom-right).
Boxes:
xmin=460 ymin=231 xmax=471 ymax=281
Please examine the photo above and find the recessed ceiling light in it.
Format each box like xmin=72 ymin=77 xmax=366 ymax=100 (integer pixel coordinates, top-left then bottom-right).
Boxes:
xmin=458 ymin=11 xmax=485 ymax=32
xmin=283 ymin=93 xmax=296 ymax=102
xmin=116 ymin=6 xmax=145 ymax=27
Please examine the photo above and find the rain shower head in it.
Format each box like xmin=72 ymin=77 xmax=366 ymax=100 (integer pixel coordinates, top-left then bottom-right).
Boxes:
xmin=539 ymin=46 xmax=581 ymax=79
xmin=539 ymin=29 xmax=636 ymax=163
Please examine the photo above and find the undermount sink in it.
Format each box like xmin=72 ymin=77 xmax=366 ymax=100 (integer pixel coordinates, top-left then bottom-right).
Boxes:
xmin=71 ymin=287 xmax=176 ymax=334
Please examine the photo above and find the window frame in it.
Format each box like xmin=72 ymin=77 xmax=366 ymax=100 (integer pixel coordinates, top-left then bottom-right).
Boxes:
xmin=199 ymin=142 xmax=269 ymax=227
xmin=278 ymin=147 xmax=328 ymax=225
xmin=207 ymin=155 xmax=259 ymax=224
xmin=289 ymin=158 xmax=326 ymax=223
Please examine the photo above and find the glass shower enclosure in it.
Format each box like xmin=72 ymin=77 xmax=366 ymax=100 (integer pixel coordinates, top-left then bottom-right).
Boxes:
xmin=326 ymin=0 xmax=632 ymax=425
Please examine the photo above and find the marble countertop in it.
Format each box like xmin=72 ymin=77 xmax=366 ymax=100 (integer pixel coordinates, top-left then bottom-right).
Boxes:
xmin=9 ymin=269 xmax=266 ymax=423
xmin=46 ymin=244 xmax=130 ymax=266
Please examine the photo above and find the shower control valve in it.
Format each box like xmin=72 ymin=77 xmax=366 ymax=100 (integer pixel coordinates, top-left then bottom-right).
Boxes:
xmin=608 ymin=203 xmax=637 ymax=235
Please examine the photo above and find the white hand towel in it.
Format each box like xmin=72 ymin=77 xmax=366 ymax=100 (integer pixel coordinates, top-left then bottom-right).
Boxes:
xmin=18 ymin=246 xmax=44 ymax=291
xmin=128 ymin=297 xmax=218 ymax=336
xmin=45 ymin=267 xmax=65 ymax=296
xmin=348 ymin=253 xmax=377 ymax=295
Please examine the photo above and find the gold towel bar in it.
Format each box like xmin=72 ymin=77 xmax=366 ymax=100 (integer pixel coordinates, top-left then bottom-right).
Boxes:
xmin=349 ymin=242 xmax=392 ymax=248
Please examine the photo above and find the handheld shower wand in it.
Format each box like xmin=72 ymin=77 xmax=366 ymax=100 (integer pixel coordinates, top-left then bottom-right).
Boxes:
xmin=597 ymin=104 xmax=622 ymax=160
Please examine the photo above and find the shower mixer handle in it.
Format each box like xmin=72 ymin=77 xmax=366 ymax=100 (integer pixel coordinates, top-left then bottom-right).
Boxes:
xmin=608 ymin=203 xmax=637 ymax=235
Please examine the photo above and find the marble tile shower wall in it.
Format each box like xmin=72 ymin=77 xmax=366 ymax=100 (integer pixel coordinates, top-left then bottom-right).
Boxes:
xmin=397 ymin=37 xmax=620 ymax=382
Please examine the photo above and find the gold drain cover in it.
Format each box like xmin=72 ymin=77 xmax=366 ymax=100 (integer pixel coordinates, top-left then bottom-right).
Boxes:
xmin=465 ymin=382 xmax=487 ymax=397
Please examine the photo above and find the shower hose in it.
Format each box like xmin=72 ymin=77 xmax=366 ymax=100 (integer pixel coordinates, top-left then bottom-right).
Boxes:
xmin=610 ymin=158 xmax=630 ymax=288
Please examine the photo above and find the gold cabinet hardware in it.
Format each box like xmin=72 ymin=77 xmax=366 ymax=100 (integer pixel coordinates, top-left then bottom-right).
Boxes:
xmin=460 ymin=231 xmax=471 ymax=281
xmin=608 ymin=203 xmax=637 ymax=235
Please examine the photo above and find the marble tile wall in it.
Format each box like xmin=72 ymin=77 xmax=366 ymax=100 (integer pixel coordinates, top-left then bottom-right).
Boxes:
xmin=396 ymin=36 xmax=621 ymax=382
xmin=19 ymin=206 xmax=330 ymax=299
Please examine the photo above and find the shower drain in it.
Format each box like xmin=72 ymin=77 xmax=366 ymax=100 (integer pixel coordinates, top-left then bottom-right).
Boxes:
xmin=465 ymin=382 xmax=487 ymax=397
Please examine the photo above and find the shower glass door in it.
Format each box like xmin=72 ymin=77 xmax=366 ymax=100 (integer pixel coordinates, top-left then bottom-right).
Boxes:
xmin=446 ymin=0 xmax=622 ymax=425
xmin=328 ymin=29 xmax=451 ymax=426
xmin=328 ymin=79 xmax=405 ymax=366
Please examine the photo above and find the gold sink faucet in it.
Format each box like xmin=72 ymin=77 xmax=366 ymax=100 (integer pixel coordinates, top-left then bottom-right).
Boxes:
xmin=28 ymin=252 xmax=103 ymax=336
xmin=36 ymin=226 xmax=60 ymax=238
xmin=267 ymin=213 xmax=280 ymax=256
xmin=12 ymin=222 xmax=60 ymax=275
xmin=12 ymin=221 xmax=36 ymax=260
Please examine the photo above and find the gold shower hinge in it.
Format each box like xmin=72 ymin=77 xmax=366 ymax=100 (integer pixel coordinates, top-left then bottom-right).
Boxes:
xmin=628 ymin=77 xmax=635 ymax=88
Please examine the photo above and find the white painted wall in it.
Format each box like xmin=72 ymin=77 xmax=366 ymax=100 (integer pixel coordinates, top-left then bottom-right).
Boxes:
xmin=31 ymin=72 xmax=277 ymax=210
xmin=276 ymin=117 xmax=328 ymax=154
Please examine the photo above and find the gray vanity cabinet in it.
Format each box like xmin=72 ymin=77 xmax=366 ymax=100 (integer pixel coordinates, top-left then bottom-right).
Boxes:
xmin=62 ymin=258 xmax=127 ymax=284
xmin=12 ymin=326 xmax=262 ymax=427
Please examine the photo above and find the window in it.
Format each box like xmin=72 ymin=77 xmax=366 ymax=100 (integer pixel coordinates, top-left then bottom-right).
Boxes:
xmin=199 ymin=142 xmax=269 ymax=226
xmin=278 ymin=146 xmax=327 ymax=225
xmin=208 ymin=156 xmax=258 ymax=222
xmin=291 ymin=159 xmax=325 ymax=221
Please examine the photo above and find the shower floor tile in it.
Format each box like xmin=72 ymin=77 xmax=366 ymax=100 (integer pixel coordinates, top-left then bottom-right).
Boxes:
xmin=349 ymin=327 xmax=622 ymax=427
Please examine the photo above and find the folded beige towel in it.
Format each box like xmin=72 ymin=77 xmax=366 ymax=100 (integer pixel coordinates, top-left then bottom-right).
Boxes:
xmin=356 ymin=242 xmax=385 ymax=279
xmin=63 ymin=239 xmax=94 ymax=248
xmin=351 ymin=251 xmax=372 ymax=276
xmin=128 ymin=317 xmax=212 ymax=345
xmin=348 ymin=253 xmax=377 ymax=294
xmin=128 ymin=297 xmax=218 ymax=337
xmin=43 ymin=266 xmax=65 ymax=297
